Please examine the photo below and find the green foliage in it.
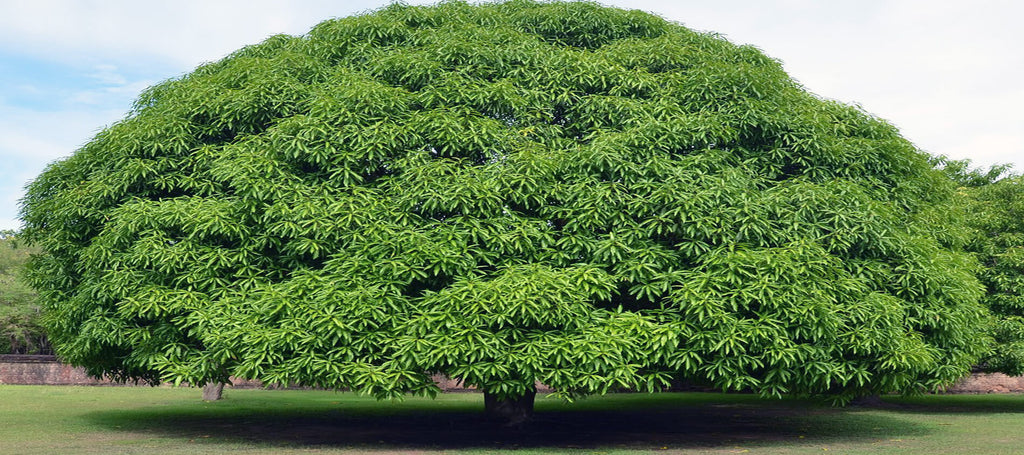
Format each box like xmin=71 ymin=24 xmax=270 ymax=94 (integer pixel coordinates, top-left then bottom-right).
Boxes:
xmin=943 ymin=166 xmax=1024 ymax=375
xmin=931 ymin=155 xmax=1016 ymax=188
xmin=0 ymin=231 xmax=48 ymax=354
xmin=21 ymin=0 xmax=988 ymax=400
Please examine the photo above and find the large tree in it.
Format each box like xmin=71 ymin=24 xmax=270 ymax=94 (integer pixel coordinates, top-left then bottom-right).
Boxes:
xmin=21 ymin=0 xmax=988 ymax=420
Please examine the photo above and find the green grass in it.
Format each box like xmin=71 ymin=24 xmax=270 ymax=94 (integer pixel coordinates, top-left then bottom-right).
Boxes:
xmin=1 ymin=386 xmax=1023 ymax=454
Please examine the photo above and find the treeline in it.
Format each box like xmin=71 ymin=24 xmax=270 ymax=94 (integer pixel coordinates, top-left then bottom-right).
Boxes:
xmin=0 ymin=230 xmax=50 ymax=355
xmin=934 ymin=159 xmax=1024 ymax=375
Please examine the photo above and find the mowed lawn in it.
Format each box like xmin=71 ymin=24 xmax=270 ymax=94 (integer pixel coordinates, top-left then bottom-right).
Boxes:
xmin=1 ymin=385 xmax=1023 ymax=454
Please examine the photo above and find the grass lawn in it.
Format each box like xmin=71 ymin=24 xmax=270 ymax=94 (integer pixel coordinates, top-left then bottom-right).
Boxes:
xmin=1 ymin=386 xmax=1022 ymax=454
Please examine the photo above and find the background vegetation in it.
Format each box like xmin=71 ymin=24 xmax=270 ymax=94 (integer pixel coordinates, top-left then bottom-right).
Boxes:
xmin=934 ymin=158 xmax=1024 ymax=375
xmin=0 ymin=230 xmax=48 ymax=355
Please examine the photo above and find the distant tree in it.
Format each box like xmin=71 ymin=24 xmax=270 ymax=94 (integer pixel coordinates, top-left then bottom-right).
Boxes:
xmin=0 ymin=230 xmax=49 ymax=355
xmin=931 ymin=156 xmax=1015 ymax=188
xmin=21 ymin=1 xmax=989 ymax=422
xmin=934 ymin=157 xmax=1024 ymax=375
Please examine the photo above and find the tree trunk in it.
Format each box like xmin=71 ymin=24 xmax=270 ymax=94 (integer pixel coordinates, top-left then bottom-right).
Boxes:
xmin=483 ymin=388 xmax=536 ymax=426
xmin=202 ymin=382 xmax=225 ymax=401
xmin=850 ymin=393 xmax=882 ymax=407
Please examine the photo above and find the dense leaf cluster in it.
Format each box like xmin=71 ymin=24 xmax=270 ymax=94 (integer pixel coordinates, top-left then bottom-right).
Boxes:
xmin=22 ymin=0 xmax=987 ymax=401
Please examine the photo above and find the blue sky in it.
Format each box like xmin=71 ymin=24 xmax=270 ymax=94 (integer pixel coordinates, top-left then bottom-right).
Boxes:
xmin=2 ymin=0 xmax=1022 ymax=230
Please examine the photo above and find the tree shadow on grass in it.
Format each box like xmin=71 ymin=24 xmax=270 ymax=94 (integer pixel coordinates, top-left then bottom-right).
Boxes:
xmin=84 ymin=393 xmax=931 ymax=451
xmin=881 ymin=394 xmax=1024 ymax=414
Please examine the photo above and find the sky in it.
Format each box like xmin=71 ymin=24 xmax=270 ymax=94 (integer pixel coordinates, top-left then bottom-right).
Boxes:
xmin=1 ymin=0 xmax=1021 ymax=231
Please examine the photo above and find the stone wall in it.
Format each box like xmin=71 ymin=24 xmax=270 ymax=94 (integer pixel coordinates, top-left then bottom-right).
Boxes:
xmin=0 ymin=355 xmax=113 ymax=385
xmin=0 ymin=355 xmax=266 ymax=387
xmin=0 ymin=356 xmax=480 ymax=391
xmin=946 ymin=373 xmax=1024 ymax=394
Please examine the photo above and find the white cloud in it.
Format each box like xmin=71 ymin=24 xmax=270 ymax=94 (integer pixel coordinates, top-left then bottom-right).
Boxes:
xmin=13 ymin=84 xmax=42 ymax=96
xmin=609 ymin=0 xmax=1024 ymax=171
xmin=0 ymin=104 xmax=127 ymax=230
xmin=0 ymin=199 xmax=25 ymax=231
xmin=0 ymin=108 xmax=103 ymax=160
xmin=942 ymin=133 xmax=1024 ymax=168
xmin=67 ymin=78 xmax=154 ymax=106
xmin=86 ymin=64 xmax=128 ymax=86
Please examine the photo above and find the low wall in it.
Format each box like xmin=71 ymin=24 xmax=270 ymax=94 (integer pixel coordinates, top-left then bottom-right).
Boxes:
xmin=0 ymin=356 xmax=487 ymax=391
xmin=0 ymin=355 xmax=266 ymax=387
xmin=945 ymin=373 xmax=1024 ymax=394
xmin=0 ymin=355 xmax=112 ymax=385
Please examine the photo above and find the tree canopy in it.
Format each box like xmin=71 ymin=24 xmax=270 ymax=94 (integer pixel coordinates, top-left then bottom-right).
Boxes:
xmin=21 ymin=0 xmax=988 ymax=413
